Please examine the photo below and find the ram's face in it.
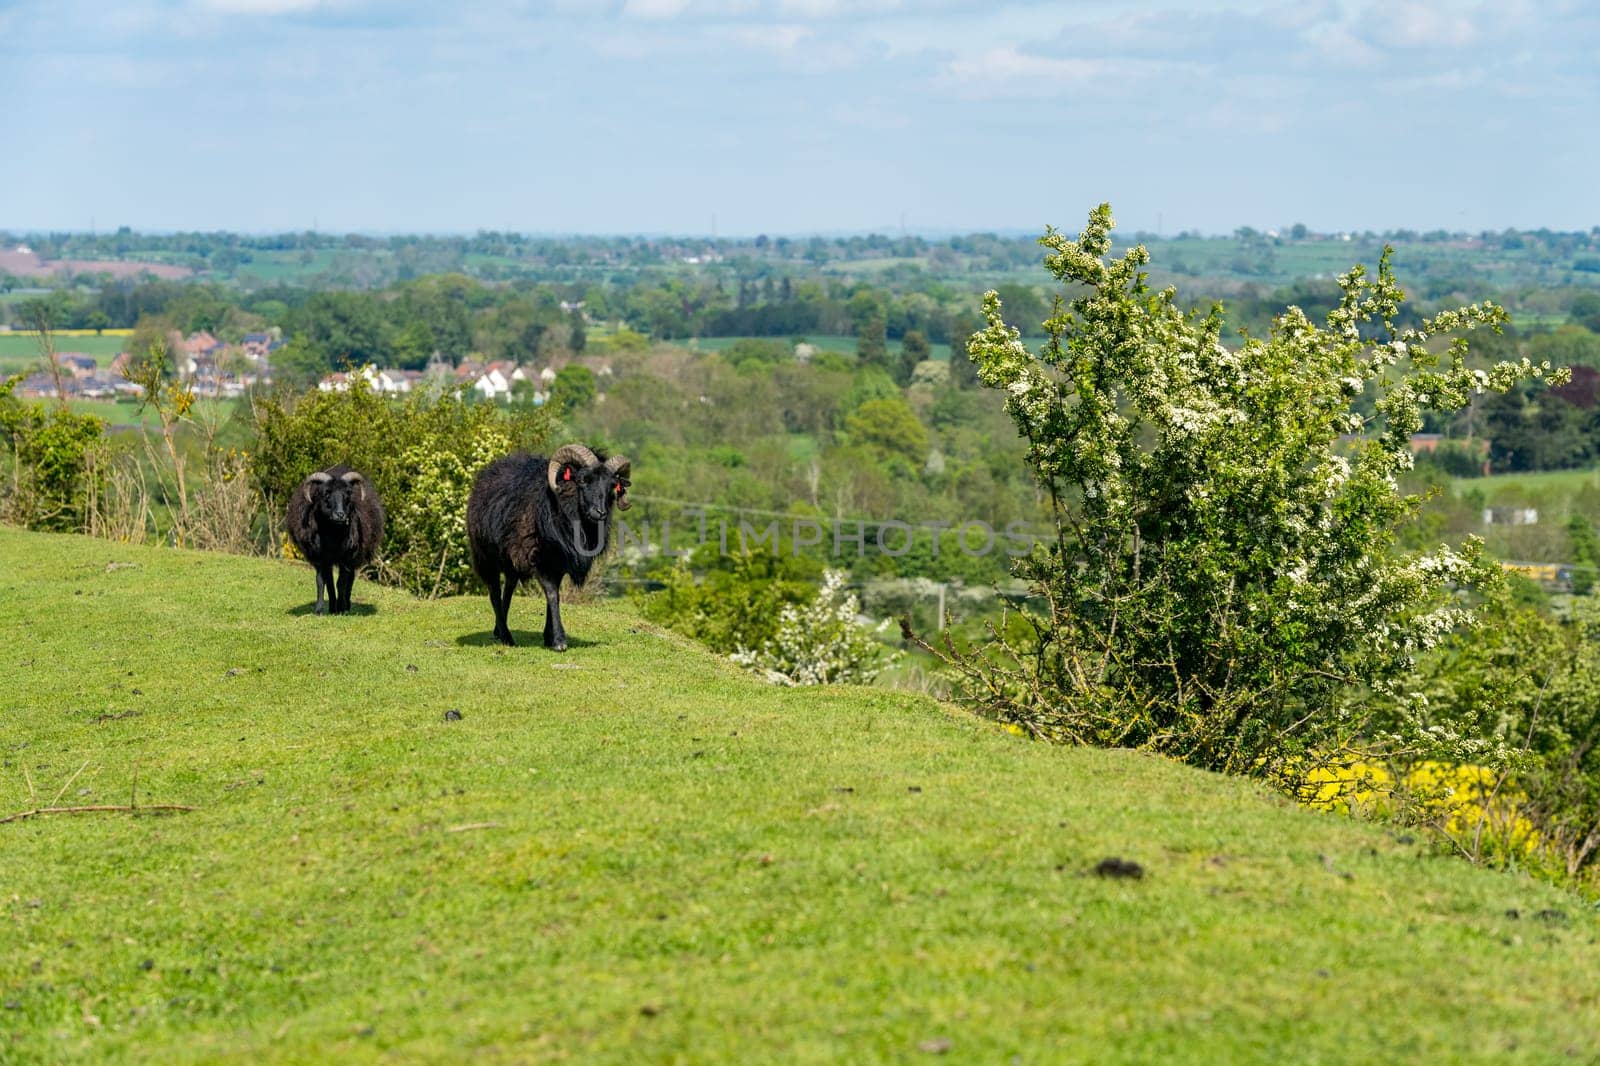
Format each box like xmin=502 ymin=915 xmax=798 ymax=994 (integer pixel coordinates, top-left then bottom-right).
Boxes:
xmin=317 ymin=481 xmax=355 ymax=524
xmin=556 ymin=462 xmax=625 ymax=523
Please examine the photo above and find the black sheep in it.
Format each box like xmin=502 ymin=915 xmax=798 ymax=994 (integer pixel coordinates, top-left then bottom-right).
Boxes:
xmin=466 ymin=443 xmax=631 ymax=651
xmin=286 ymin=464 xmax=385 ymax=616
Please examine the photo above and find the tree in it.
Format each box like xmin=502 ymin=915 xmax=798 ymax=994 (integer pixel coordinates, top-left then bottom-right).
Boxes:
xmin=269 ymin=335 xmax=331 ymax=390
xmin=569 ymin=308 xmax=588 ymax=354
xmin=290 ymin=292 xmax=392 ymax=368
xmin=916 ymin=203 xmax=1563 ymax=778
xmin=550 ymin=364 xmax=597 ymax=412
xmin=843 ymin=396 xmax=928 ymax=464
xmin=946 ymin=311 xmax=982 ymax=389
xmin=1571 ymin=293 xmax=1600 ymax=334
xmin=897 ymin=329 xmax=930 ymax=386
xmin=855 ymin=314 xmax=888 ymax=371
xmin=1568 ymin=515 xmax=1600 ymax=595
xmin=18 ymin=293 xmax=81 ymax=406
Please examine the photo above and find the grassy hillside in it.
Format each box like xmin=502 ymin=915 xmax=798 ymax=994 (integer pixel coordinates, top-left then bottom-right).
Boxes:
xmin=3 ymin=530 xmax=1599 ymax=1063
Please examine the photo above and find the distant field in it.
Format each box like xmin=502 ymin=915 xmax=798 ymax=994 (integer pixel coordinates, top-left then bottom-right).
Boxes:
xmin=0 ymin=335 xmax=126 ymax=378
xmin=231 ymin=248 xmax=347 ymax=284
xmin=690 ymin=334 xmax=957 ymax=361
xmin=1453 ymin=467 xmax=1600 ymax=501
xmin=0 ymin=333 xmax=126 ymax=360
xmin=12 ymin=396 xmax=243 ymax=430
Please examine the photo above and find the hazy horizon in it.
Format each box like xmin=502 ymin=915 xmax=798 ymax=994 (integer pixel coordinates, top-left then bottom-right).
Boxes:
xmin=5 ymin=1 xmax=1597 ymax=236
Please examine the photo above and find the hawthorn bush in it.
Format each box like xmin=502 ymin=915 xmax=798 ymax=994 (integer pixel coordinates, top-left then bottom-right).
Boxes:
xmin=925 ymin=204 xmax=1563 ymax=778
xmin=251 ymin=380 xmax=551 ymax=596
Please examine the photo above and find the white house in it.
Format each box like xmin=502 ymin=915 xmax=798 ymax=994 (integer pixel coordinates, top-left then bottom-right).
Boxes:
xmin=377 ymin=369 xmax=412 ymax=394
xmin=474 ymin=367 xmax=512 ymax=401
xmin=318 ymin=364 xmax=384 ymax=392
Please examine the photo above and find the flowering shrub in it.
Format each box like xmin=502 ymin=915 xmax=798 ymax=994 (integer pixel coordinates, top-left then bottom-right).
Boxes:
xmin=251 ymin=379 xmax=550 ymax=596
xmin=917 ymin=203 xmax=1563 ymax=777
xmin=1302 ymin=759 xmax=1541 ymax=867
xmin=732 ymin=569 xmax=898 ymax=686
xmin=1406 ymin=590 xmax=1600 ymax=882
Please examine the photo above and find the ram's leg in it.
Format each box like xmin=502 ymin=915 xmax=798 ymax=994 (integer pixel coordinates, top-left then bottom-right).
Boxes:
xmin=485 ymin=571 xmax=505 ymax=638
xmin=493 ymin=573 xmax=519 ymax=646
xmin=314 ymin=564 xmax=333 ymax=615
xmin=538 ymin=574 xmax=566 ymax=651
xmin=336 ymin=566 xmax=356 ymax=614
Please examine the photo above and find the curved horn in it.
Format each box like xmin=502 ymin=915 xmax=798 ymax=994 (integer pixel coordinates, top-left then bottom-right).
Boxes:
xmin=302 ymin=469 xmax=334 ymax=505
xmin=546 ymin=443 xmax=599 ymax=491
xmin=604 ymin=454 xmax=632 ymax=510
xmin=339 ymin=470 xmax=363 ymax=483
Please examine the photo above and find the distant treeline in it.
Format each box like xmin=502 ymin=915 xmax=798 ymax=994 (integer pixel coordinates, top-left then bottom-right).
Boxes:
xmin=5 ymin=222 xmax=1599 ymax=297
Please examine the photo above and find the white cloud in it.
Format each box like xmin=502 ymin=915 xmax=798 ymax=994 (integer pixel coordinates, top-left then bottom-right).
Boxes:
xmin=194 ymin=0 xmax=325 ymax=13
xmin=1377 ymin=1 xmax=1482 ymax=48
xmin=620 ymin=0 xmax=692 ymax=18
xmin=944 ymin=45 xmax=1189 ymax=98
xmin=949 ymin=46 xmax=1104 ymax=85
xmin=727 ymin=22 xmax=810 ymax=49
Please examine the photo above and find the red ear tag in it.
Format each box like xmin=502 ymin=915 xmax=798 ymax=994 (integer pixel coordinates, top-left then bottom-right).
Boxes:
xmin=615 ymin=484 xmax=623 ymax=494
xmin=563 ymin=467 xmax=572 ymax=481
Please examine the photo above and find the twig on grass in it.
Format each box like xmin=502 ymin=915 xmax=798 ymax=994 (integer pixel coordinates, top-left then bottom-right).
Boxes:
xmin=446 ymin=822 xmax=500 ymax=833
xmin=50 ymin=759 xmax=91 ymax=807
xmin=1 ymin=804 xmax=196 ymax=825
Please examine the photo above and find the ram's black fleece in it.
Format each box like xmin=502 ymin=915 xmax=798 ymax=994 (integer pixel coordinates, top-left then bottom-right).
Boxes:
xmin=467 ymin=443 xmax=631 ymax=651
xmin=286 ymin=463 xmax=385 ymax=616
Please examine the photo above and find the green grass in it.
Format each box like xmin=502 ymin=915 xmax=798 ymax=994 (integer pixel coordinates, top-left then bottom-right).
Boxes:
xmin=4 ymin=530 xmax=1600 ymax=1063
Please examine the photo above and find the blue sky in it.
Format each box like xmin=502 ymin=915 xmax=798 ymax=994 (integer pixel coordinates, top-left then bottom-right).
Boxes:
xmin=3 ymin=0 xmax=1596 ymax=235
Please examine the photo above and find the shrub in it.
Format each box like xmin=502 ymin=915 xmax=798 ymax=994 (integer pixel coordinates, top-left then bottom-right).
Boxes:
xmin=1302 ymin=758 xmax=1543 ymax=871
xmin=732 ymin=568 xmax=898 ymax=686
xmin=1407 ymin=591 xmax=1600 ymax=882
xmin=250 ymin=379 xmax=552 ymax=596
xmin=636 ymin=547 xmax=817 ymax=654
xmin=0 ymin=375 xmax=106 ymax=532
xmin=919 ymin=204 xmax=1563 ymax=777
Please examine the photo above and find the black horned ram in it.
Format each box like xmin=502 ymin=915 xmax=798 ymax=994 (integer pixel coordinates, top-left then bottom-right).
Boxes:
xmin=285 ymin=464 xmax=385 ymax=616
xmin=466 ymin=444 xmax=631 ymax=651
